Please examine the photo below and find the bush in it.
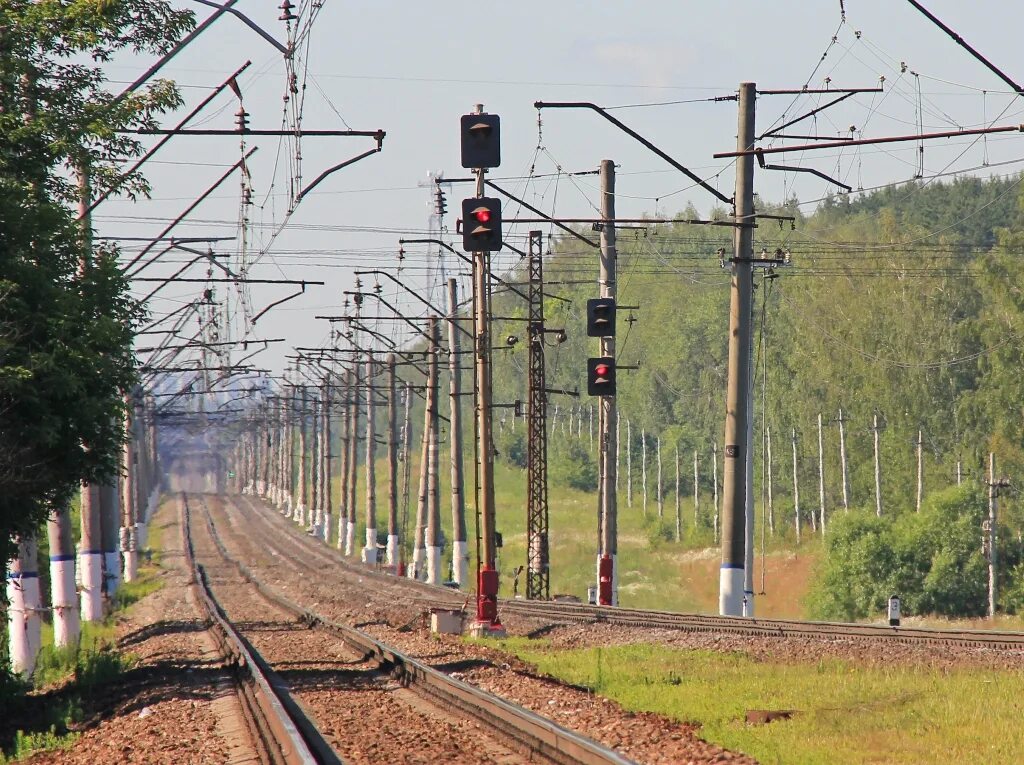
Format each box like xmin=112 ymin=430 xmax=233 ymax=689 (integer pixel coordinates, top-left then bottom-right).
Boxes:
xmin=549 ymin=441 xmax=598 ymax=492
xmin=806 ymin=483 xmax=1019 ymax=621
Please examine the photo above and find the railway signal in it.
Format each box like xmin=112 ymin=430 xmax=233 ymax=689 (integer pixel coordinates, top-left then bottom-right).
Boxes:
xmin=586 ymin=297 xmax=616 ymax=337
xmin=460 ymin=112 xmax=500 ymax=168
xmin=461 ymin=197 xmax=502 ymax=252
xmin=587 ymin=357 xmax=616 ymax=397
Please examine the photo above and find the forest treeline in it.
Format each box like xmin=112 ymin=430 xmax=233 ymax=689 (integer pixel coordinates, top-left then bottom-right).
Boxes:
xmin=489 ymin=173 xmax=1024 ymax=540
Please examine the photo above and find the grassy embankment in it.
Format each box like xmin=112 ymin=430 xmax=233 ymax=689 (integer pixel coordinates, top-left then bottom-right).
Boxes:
xmin=325 ymin=448 xmax=818 ymax=615
xmin=500 ymin=638 xmax=1024 ymax=765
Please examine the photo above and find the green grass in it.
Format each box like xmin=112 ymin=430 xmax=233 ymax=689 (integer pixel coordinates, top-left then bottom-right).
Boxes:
xmin=321 ymin=444 xmax=813 ymax=614
xmin=501 ymin=639 xmax=1024 ymax=764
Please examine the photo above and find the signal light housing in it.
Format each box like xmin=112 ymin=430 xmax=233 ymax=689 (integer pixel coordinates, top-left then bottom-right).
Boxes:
xmin=461 ymin=197 xmax=503 ymax=252
xmin=587 ymin=356 xmax=616 ymax=397
xmin=460 ymin=112 xmax=501 ymax=168
xmin=586 ymin=297 xmax=616 ymax=337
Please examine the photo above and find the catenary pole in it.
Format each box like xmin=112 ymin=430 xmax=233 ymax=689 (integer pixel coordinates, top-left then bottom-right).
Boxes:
xmin=447 ymin=280 xmax=469 ymax=586
xmin=719 ymin=82 xmax=756 ymax=617
xmin=597 ymin=159 xmax=618 ymax=606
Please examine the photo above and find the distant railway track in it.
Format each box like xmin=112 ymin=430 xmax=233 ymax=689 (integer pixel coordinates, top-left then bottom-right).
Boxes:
xmin=181 ymin=496 xmax=339 ymax=765
xmin=189 ymin=493 xmax=638 ymax=765
xmin=231 ymin=492 xmax=1024 ymax=655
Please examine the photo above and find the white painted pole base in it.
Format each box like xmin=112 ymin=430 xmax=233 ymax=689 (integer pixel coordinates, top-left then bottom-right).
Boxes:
xmin=49 ymin=556 xmax=80 ymax=649
xmin=104 ymin=551 xmax=121 ymax=597
xmin=6 ymin=574 xmax=32 ymax=677
xmin=123 ymin=551 xmax=139 ymax=584
xmin=719 ymin=566 xmax=745 ymax=616
xmin=743 ymin=590 xmax=755 ymax=618
xmin=426 ymin=546 xmax=442 ymax=585
xmin=411 ymin=548 xmax=425 ymax=581
xmin=313 ymin=507 xmax=323 ymax=533
xmin=321 ymin=516 xmax=332 ymax=544
xmin=452 ymin=540 xmax=469 ymax=588
xmin=344 ymin=523 xmax=356 ymax=556
xmin=361 ymin=528 xmax=378 ymax=564
xmin=386 ymin=534 xmax=400 ymax=567
xmin=337 ymin=519 xmax=348 ymax=550
xmin=23 ymin=573 xmax=41 ymax=668
xmin=79 ymin=551 xmax=105 ymax=622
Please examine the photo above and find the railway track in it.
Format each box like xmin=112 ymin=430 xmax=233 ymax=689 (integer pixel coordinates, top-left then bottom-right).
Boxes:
xmin=181 ymin=496 xmax=338 ymax=765
xmin=233 ymin=492 xmax=1024 ymax=654
xmin=187 ymin=493 xmax=638 ymax=765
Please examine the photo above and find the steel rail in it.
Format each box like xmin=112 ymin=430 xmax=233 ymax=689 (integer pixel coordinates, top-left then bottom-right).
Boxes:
xmin=200 ymin=494 xmax=637 ymax=765
xmin=235 ymin=495 xmax=1024 ymax=654
xmin=180 ymin=496 xmax=342 ymax=765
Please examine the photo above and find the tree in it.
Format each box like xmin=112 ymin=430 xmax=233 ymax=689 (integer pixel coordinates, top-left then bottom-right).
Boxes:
xmin=0 ymin=1 xmax=194 ymax=565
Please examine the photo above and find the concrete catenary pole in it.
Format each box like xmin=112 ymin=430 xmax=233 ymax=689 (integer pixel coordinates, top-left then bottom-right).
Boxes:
xmin=337 ymin=371 xmax=350 ymax=548
xmin=411 ymin=372 xmax=430 ymax=580
xmin=792 ymin=428 xmax=801 ymax=544
xmin=120 ymin=399 xmax=138 ymax=583
xmin=296 ymin=384 xmax=309 ymax=526
xmin=47 ymin=501 xmax=79 ymax=649
xmin=345 ymin=363 xmax=360 ymax=555
xmin=6 ymin=540 xmax=40 ymax=677
xmin=425 ymin=318 xmax=443 ymax=584
xmin=597 ymin=159 xmax=618 ymax=606
xmin=321 ymin=380 xmax=333 ymax=542
xmin=447 ymin=279 xmax=469 ymax=586
xmin=719 ymin=82 xmax=756 ymax=617
xmin=470 ymin=103 xmax=502 ymax=633
xmin=79 ymin=481 xmax=104 ymax=622
xmin=363 ymin=355 xmax=378 ymax=564
xmin=712 ymin=441 xmax=720 ymax=542
xmin=674 ymin=445 xmax=681 ymax=542
xmin=386 ymin=355 xmax=400 ymax=566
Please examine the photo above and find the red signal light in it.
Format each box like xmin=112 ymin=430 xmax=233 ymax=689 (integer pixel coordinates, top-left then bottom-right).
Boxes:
xmin=474 ymin=208 xmax=491 ymax=223
xmin=595 ymin=364 xmax=610 ymax=377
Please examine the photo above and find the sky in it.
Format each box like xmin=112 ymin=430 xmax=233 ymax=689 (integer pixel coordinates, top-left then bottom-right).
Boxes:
xmin=99 ymin=1 xmax=1024 ymax=379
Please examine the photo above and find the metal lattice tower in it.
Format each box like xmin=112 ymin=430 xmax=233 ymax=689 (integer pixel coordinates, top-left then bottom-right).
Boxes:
xmin=526 ymin=230 xmax=550 ymax=600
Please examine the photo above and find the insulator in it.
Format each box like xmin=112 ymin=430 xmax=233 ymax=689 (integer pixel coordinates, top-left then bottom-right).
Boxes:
xmin=279 ymin=0 xmax=296 ymax=21
xmin=235 ymin=107 xmax=250 ymax=133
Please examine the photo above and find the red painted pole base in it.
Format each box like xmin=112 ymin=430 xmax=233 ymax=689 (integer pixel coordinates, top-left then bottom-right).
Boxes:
xmin=598 ymin=555 xmax=613 ymax=605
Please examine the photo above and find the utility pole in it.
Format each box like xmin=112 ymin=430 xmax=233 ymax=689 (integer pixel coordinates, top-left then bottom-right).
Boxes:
xmin=400 ymin=381 xmax=413 ymax=568
xmin=674 ymin=445 xmax=681 ymax=542
xmin=626 ymin=419 xmax=633 ymax=508
xmin=386 ymin=354 xmax=400 ymax=566
xmin=363 ymin=355 xmax=378 ymax=564
xmin=817 ymin=412 xmax=826 ymax=536
xmin=641 ymin=429 xmax=648 ymax=517
xmin=872 ymin=413 xmax=884 ymax=517
xmin=425 ymin=318 xmax=443 ymax=584
xmin=792 ymin=428 xmax=801 ymax=545
xmin=837 ymin=409 xmax=850 ymax=511
xmin=656 ymin=435 xmax=664 ymax=518
xmin=916 ymin=429 xmax=924 ymax=512
xmin=693 ymin=449 xmax=700 ymax=527
xmin=766 ymin=426 xmax=774 ymax=535
xmin=447 ymin=279 xmax=469 ymax=587
xmin=526 ymin=231 xmax=551 ymax=601
xmin=597 ymin=159 xmax=617 ymax=606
